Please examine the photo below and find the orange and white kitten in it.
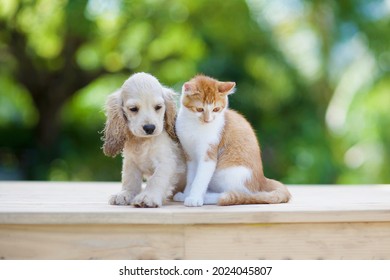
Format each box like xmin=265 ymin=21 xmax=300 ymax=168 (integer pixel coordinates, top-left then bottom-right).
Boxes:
xmin=173 ymin=75 xmax=291 ymax=207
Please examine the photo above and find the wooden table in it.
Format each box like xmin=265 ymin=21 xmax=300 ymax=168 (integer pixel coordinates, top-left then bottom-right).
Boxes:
xmin=0 ymin=181 xmax=389 ymax=259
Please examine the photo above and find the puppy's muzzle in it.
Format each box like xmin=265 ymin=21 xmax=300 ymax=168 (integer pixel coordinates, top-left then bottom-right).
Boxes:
xmin=143 ymin=124 xmax=156 ymax=135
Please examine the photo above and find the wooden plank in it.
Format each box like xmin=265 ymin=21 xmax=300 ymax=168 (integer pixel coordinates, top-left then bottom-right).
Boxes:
xmin=1 ymin=182 xmax=390 ymax=260
xmin=1 ymin=222 xmax=389 ymax=259
xmin=184 ymin=223 xmax=390 ymax=260
xmin=0 ymin=182 xmax=390 ymax=224
xmin=0 ymin=224 xmax=184 ymax=260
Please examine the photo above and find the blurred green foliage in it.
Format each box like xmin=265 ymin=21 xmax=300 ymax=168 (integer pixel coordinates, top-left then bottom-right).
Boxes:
xmin=0 ymin=0 xmax=389 ymax=183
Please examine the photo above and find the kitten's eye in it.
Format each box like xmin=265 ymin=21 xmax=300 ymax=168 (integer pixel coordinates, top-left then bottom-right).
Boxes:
xmin=196 ymin=108 xmax=204 ymax=112
xmin=213 ymin=107 xmax=221 ymax=112
xmin=129 ymin=107 xmax=139 ymax=112
xmin=155 ymin=105 xmax=162 ymax=111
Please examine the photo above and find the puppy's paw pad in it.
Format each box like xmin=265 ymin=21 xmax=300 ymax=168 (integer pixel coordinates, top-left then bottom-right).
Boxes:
xmin=184 ymin=196 xmax=204 ymax=207
xmin=173 ymin=192 xmax=186 ymax=202
xmin=132 ymin=192 xmax=162 ymax=208
xmin=109 ymin=191 xmax=135 ymax=205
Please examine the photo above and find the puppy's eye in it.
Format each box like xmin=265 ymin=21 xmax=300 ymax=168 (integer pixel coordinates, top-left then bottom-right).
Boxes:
xmin=213 ymin=107 xmax=221 ymax=112
xmin=129 ymin=107 xmax=139 ymax=112
xmin=196 ymin=108 xmax=204 ymax=112
xmin=155 ymin=105 xmax=162 ymax=111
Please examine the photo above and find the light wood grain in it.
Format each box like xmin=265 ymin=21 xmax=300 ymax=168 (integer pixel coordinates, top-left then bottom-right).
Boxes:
xmin=1 ymin=223 xmax=389 ymax=259
xmin=1 ymin=181 xmax=390 ymax=259
xmin=1 ymin=182 xmax=390 ymax=224
xmin=0 ymin=224 xmax=184 ymax=260
xmin=184 ymin=223 xmax=390 ymax=259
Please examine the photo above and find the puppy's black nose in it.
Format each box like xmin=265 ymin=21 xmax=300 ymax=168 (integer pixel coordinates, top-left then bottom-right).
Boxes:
xmin=143 ymin=124 xmax=156 ymax=135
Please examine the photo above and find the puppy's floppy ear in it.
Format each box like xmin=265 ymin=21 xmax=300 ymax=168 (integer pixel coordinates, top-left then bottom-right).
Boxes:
xmin=162 ymin=87 xmax=178 ymax=142
xmin=102 ymin=90 xmax=129 ymax=157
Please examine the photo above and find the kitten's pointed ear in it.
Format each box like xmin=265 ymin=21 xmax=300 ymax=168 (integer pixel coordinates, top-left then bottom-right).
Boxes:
xmin=182 ymin=82 xmax=195 ymax=95
xmin=218 ymin=82 xmax=236 ymax=95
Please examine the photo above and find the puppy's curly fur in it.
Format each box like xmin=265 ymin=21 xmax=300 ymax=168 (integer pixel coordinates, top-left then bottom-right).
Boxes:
xmin=102 ymin=72 xmax=186 ymax=207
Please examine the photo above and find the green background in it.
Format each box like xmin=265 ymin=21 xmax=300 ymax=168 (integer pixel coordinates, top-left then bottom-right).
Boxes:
xmin=1 ymin=0 xmax=389 ymax=183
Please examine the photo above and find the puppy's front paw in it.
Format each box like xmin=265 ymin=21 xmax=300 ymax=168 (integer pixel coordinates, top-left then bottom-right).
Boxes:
xmin=173 ymin=192 xmax=186 ymax=202
xmin=184 ymin=196 xmax=204 ymax=207
xmin=132 ymin=192 xmax=162 ymax=208
xmin=109 ymin=190 xmax=136 ymax=205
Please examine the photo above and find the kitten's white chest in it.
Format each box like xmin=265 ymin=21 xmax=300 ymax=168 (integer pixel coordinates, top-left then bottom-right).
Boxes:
xmin=177 ymin=108 xmax=224 ymax=160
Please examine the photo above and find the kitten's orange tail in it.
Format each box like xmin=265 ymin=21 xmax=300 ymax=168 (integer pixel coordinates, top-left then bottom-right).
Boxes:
xmin=217 ymin=178 xmax=291 ymax=206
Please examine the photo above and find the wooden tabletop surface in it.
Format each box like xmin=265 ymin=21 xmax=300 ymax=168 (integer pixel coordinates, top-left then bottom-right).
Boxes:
xmin=0 ymin=181 xmax=389 ymax=225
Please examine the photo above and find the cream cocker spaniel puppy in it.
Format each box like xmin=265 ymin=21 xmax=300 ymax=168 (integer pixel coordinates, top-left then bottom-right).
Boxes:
xmin=102 ymin=72 xmax=186 ymax=207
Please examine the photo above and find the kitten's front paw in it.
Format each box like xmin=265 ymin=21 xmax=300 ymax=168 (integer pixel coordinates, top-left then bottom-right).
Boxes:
xmin=173 ymin=192 xmax=186 ymax=202
xmin=184 ymin=196 xmax=204 ymax=207
xmin=132 ymin=191 xmax=162 ymax=208
xmin=109 ymin=190 xmax=136 ymax=205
